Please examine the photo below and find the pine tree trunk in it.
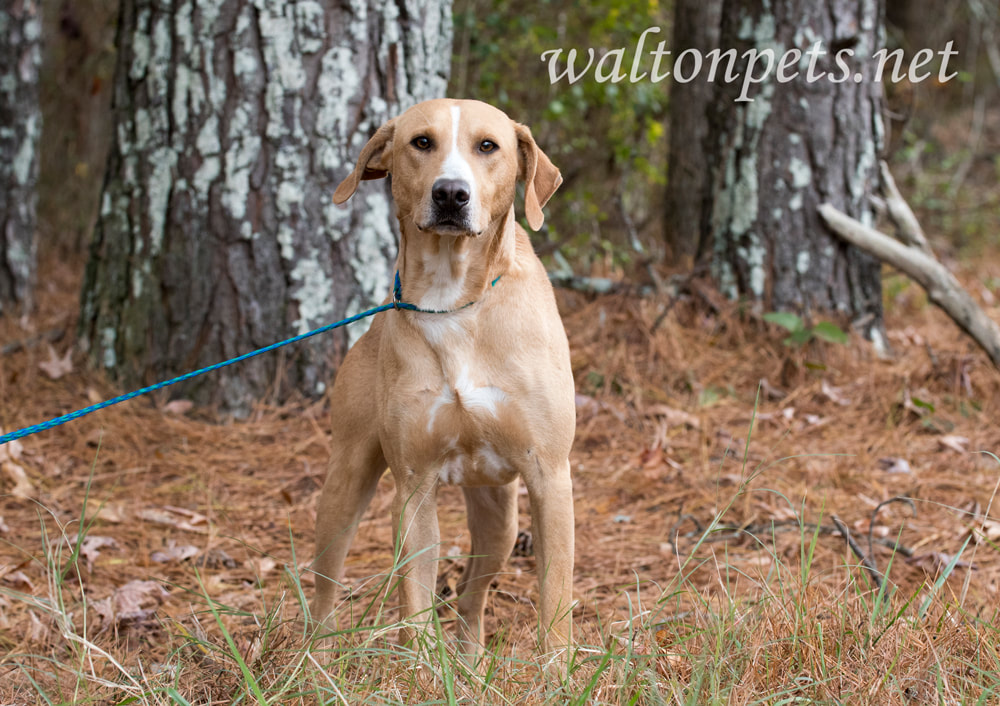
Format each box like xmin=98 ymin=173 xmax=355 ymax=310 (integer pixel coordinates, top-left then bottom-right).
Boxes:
xmin=703 ymin=0 xmax=886 ymax=342
xmin=664 ymin=0 xmax=721 ymax=265
xmin=0 ymin=1 xmax=42 ymax=317
xmin=80 ymin=0 xmax=452 ymax=414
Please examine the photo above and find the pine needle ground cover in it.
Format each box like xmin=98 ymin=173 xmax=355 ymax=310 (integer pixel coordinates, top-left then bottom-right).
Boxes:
xmin=2 ymin=252 xmax=1000 ymax=704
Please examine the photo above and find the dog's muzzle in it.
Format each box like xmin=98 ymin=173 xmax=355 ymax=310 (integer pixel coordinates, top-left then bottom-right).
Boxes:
xmin=429 ymin=178 xmax=473 ymax=231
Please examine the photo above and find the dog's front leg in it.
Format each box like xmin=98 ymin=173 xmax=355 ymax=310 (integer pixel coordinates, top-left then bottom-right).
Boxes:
xmin=311 ymin=451 xmax=384 ymax=630
xmin=391 ymin=471 xmax=441 ymax=646
xmin=523 ymin=457 xmax=575 ymax=670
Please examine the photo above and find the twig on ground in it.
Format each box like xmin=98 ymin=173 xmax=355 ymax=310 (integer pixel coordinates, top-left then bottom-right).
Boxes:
xmin=832 ymin=515 xmax=884 ymax=590
xmin=672 ymin=517 xmax=917 ymax=568
xmin=650 ymin=265 xmax=711 ymax=333
xmin=668 ymin=513 xmax=705 ymax=554
xmin=868 ymin=496 xmax=917 ymax=565
xmin=2 ymin=327 xmax=66 ymax=356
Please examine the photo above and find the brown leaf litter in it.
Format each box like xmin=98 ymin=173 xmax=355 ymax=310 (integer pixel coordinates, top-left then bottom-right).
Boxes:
xmin=2 ymin=256 xmax=1000 ymax=701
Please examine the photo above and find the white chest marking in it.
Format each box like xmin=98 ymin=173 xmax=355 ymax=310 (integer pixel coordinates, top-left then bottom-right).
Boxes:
xmin=454 ymin=366 xmax=506 ymax=414
xmin=426 ymin=364 xmax=507 ymax=433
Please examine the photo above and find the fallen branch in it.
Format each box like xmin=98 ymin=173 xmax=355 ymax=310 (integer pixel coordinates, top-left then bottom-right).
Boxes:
xmin=819 ymin=187 xmax=1000 ymax=369
xmin=878 ymin=161 xmax=931 ymax=255
xmin=548 ymin=272 xmax=657 ymax=297
xmin=548 ymin=273 xmax=620 ymax=295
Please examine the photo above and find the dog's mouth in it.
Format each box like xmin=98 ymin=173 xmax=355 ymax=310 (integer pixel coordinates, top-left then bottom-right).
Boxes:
xmin=416 ymin=217 xmax=479 ymax=237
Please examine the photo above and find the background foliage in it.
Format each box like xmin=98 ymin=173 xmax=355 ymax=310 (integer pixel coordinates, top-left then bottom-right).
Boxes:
xmin=35 ymin=0 xmax=999 ymax=283
xmin=451 ymin=0 xmax=672 ymax=274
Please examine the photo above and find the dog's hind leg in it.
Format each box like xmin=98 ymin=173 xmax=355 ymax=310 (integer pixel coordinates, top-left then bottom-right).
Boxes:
xmin=454 ymin=482 xmax=519 ymax=664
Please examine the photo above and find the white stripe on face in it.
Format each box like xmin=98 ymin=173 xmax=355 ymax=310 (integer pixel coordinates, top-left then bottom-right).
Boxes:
xmin=435 ymin=105 xmax=478 ymax=224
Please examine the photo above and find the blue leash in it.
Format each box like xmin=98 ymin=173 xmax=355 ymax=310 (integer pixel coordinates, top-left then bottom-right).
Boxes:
xmin=0 ymin=271 xmax=500 ymax=447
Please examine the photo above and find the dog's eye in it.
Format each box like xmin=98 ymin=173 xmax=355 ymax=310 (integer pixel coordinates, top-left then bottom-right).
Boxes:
xmin=411 ymin=136 xmax=432 ymax=150
xmin=478 ymin=140 xmax=498 ymax=154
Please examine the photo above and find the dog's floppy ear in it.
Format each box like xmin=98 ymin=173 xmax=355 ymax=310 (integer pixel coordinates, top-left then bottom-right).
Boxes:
xmin=515 ymin=123 xmax=562 ymax=231
xmin=332 ymin=120 xmax=395 ymax=204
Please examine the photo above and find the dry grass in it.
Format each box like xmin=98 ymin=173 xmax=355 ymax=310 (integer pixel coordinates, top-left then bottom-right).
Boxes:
xmin=2 ymin=253 xmax=1000 ymax=704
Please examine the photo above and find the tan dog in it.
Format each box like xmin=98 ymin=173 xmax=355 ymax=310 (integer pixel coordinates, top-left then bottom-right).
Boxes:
xmin=310 ymin=99 xmax=576 ymax=666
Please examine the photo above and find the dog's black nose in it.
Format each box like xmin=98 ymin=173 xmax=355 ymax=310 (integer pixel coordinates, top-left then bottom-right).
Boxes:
xmin=432 ymin=179 xmax=471 ymax=211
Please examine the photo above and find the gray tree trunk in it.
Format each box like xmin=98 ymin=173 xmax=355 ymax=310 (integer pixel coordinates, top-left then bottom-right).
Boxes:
xmin=664 ymin=0 xmax=721 ymax=265
xmin=80 ymin=0 xmax=452 ymax=414
xmin=703 ymin=0 xmax=886 ymax=343
xmin=0 ymin=1 xmax=42 ymax=317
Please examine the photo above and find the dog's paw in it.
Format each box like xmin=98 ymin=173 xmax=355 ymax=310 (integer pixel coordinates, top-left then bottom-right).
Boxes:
xmin=512 ymin=529 xmax=533 ymax=557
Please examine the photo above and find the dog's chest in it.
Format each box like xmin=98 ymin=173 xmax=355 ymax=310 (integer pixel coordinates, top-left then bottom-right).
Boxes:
xmin=399 ymin=317 xmax=525 ymax=487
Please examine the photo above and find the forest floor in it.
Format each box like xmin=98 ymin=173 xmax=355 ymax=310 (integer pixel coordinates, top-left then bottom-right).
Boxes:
xmin=3 ymin=238 xmax=1000 ymax=703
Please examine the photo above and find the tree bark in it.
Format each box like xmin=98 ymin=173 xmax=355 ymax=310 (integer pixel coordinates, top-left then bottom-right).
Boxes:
xmin=0 ymin=0 xmax=42 ymax=317
xmin=702 ymin=0 xmax=886 ymax=342
xmin=664 ymin=0 xmax=722 ymax=265
xmin=80 ymin=0 xmax=452 ymax=414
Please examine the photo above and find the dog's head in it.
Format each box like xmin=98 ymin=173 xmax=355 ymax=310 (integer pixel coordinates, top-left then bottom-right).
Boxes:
xmin=333 ymin=99 xmax=562 ymax=235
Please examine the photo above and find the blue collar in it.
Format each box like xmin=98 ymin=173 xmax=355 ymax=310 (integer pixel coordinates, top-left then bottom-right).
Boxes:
xmin=392 ymin=270 xmax=501 ymax=313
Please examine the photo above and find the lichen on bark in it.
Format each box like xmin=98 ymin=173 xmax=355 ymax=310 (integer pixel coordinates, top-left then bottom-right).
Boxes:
xmin=704 ymin=0 xmax=886 ymax=339
xmin=81 ymin=0 xmax=452 ymax=414
xmin=0 ymin=1 xmax=42 ymax=317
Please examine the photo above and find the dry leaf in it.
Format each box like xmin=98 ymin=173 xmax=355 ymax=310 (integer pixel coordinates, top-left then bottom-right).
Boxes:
xmin=969 ymin=518 xmax=1000 ymax=544
xmin=645 ymin=404 xmax=700 ymax=429
xmin=93 ymin=580 xmax=169 ymax=628
xmin=150 ymin=544 xmax=200 ymax=563
xmin=85 ymin=429 xmax=105 ymax=447
xmin=0 ymin=433 xmax=23 ymax=463
xmin=0 ymin=516 xmax=9 ymax=533
xmin=249 ymin=557 xmax=277 ymax=576
xmin=802 ymin=414 xmax=827 ymax=428
xmin=72 ymin=535 xmax=118 ymax=570
xmin=758 ymin=378 xmax=786 ymax=400
xmin=754 ymin=407 xmax=796 ymax=424
xmin=194 ymin=548 xmax=238 ymax=569
xmin=138 ymin=506 xmax=209 ymax=534
xmin=163 ymin=399 xmax=194 ymax=415
xmin=2 ymin=570 xmax=35 ymax=592
xmin=88 ymin=502 xmax=127 ymax=524
xmin=938 ymin=435 xmax=969 ymax=453
xmin=896 ymin=326 xmax=925 ymax=347
xmin=907 ymin=552 xmax=976 ymax=574
xmin=821 ymin=380 xmax=851 ymax=406
xmin=38 ymin=344 xmax=73 ymax=380
xmin=573 ymin=393 xmax=626 ymax=423
xmin=2 ymin=461 xmax=36 ymax=498
xmin=877 ymin=457 xmax=912 ymax=474
xmin=27 ymin=610 xmax=49 ymax=642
